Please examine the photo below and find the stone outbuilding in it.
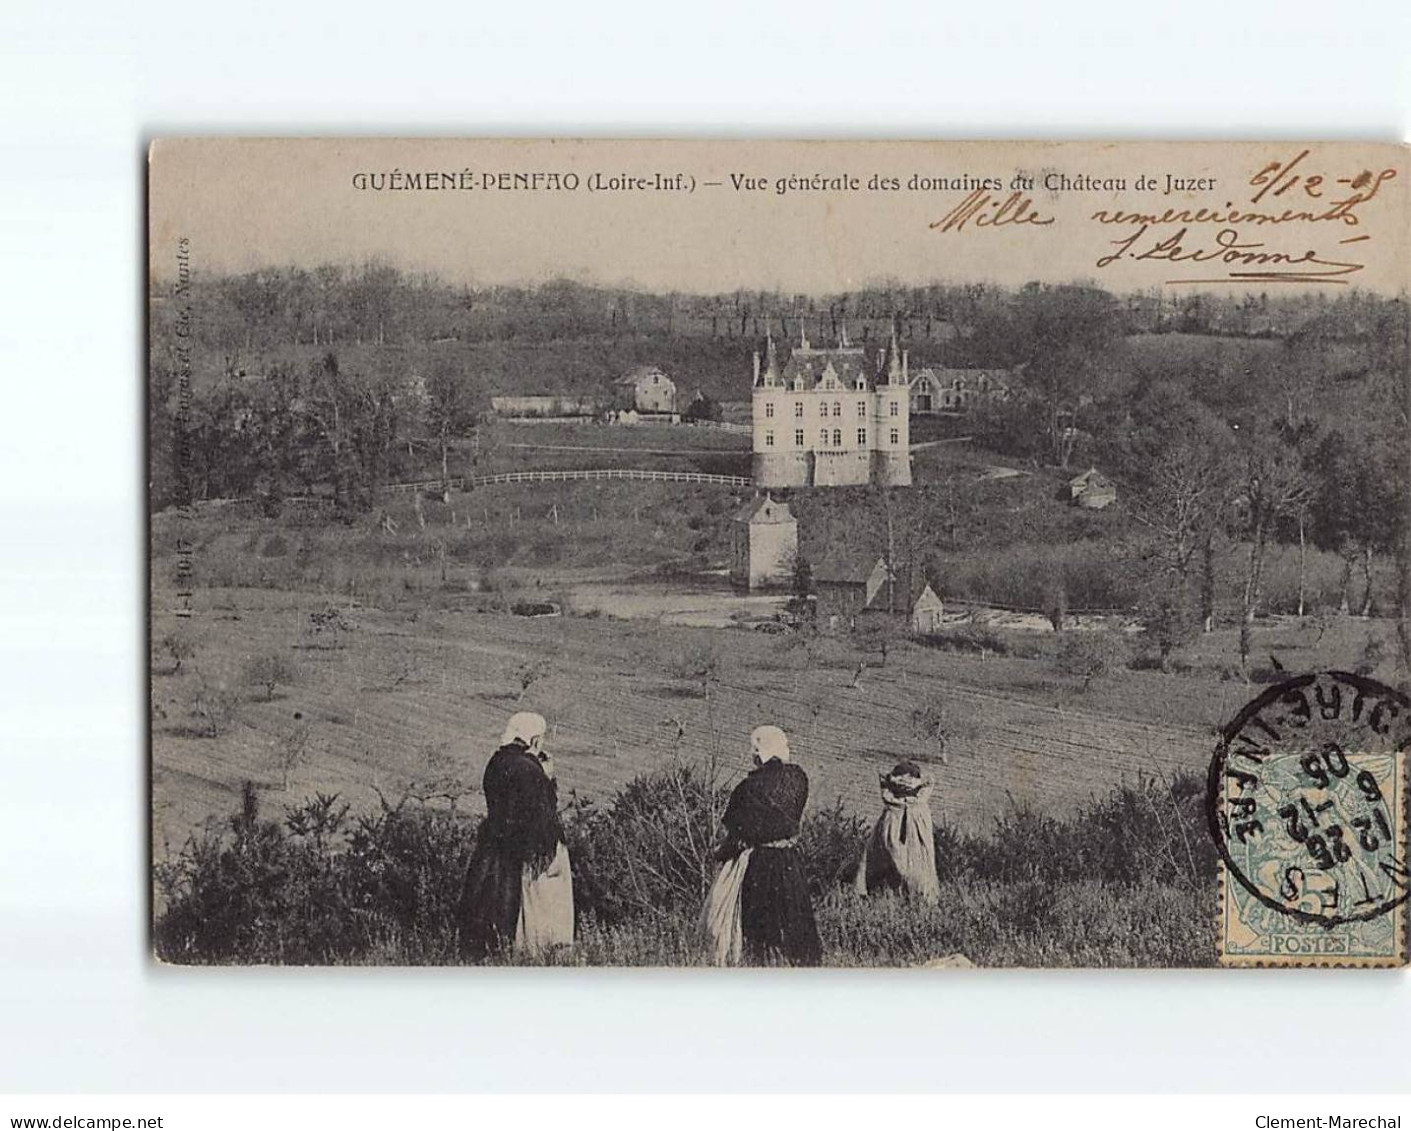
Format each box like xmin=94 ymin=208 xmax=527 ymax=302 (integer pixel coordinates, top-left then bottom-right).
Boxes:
xmin=909 ymin=367 xmax=1013 ymax=414
xmin=615 ymin=365 xmax=678 ymax=416
xmin=730 ymin=494 xmax=798 ymax=591
xmin=813 ymin=550 xmax=891 ymax=623
xmin=909 ymin=582 xmax=945 ymax=634
xmin=1068 ymin=467 xmax=1117 ymax=510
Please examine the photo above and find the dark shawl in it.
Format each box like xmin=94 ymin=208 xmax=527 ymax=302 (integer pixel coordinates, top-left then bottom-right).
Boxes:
xmin=457 ymin=741 xmax=564 ymax=959
xmin=721 ymin=759 xmax=821 ymax=966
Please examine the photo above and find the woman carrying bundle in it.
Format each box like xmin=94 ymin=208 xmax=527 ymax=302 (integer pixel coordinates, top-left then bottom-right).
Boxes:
xmin=854 ymin=759 xmax=940 ymax=903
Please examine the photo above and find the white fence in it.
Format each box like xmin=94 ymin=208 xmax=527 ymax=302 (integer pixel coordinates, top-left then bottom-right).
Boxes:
xmin=384 ymin=468 xmax=752 ymax=493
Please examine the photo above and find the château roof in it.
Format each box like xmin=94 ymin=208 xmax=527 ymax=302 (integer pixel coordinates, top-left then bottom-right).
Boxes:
xmin=735 ymin=494 xmax=795 ymax=525
xmin=757 ymin=325 xmax=907 ymax=391
xmin=781 ymin=346 xmax=878 ymax=390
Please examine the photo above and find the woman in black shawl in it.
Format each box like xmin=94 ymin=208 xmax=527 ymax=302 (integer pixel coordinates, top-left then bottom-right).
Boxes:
xmin=457 ymin=712 xmax=573 ymax=960
xmin=702 ymin=725 xmax=822 ymax=966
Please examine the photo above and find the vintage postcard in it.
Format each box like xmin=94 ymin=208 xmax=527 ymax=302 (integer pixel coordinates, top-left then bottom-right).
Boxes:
xmin=147 ymin=139 xmax=1409 ymax=967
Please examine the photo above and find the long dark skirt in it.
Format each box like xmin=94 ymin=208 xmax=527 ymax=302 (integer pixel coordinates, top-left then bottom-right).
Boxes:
xmin=457 ymin=842 xmax=521 ymax=960
xmin=740 ymin=846 xmax=822 ymax=966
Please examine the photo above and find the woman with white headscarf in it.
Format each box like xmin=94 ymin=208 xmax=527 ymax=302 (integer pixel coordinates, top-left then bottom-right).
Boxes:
xmin=701 ymin=725 xmax=822 ymax=966
xmin=457 ymin=711 xmax=574 ymax=960
xmin=854 ymin=760 xmax=940 ymax=903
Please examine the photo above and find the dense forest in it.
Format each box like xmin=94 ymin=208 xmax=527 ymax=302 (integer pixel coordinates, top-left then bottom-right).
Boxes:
xmin=148 ymin=265 xmax=1410 ymax=668
xmin=150 ymin=263 xmax=1397 ymax=397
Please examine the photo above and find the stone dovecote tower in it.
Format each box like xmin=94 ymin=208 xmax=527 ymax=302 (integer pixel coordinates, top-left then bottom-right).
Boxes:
xmin=730 ymin=493 xmax=798 ymax=590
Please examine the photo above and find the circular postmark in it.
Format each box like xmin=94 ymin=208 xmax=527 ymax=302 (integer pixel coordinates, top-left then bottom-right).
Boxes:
xmin=1207 ymin=671 xmax=1409 ymax=927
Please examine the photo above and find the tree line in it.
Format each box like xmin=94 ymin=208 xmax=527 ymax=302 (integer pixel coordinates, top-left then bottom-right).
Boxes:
xmin=151 ymin=261 xmax=1394 ymax=368
xmin=150 ymin=351 xmax=484 ymax=512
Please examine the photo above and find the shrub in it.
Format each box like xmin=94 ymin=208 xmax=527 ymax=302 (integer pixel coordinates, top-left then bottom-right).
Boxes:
xmin=256 ymin=490 xmax=284 ymax=519
xmin=189 ymin=670 xmax=241 ymax=737
xmin=242 ymin=651 xmax=299 ymax=701
xmin=908 ymin=703 xmax=952 ymax=765
xmin=154 ymin=767 xmax=1216 ymax=966
xmin=797 ymin=800 xmax=868 ymax=896
xmin=511 ymin=600 xmax=559 ymax=617
xmin=514 ymin=658 xmax=550 ymax=702
xmin=307 ymin=603 xmax=353 ymax=637
xmin=158 ymin=627 xmax=198 ymax=674
xmin=665 ymin=642 xmax=720 ymax=695
xmin=1055 ymin=630 xmax=1128 ymax=691
xmin=915 ymin=624 xmax=1008 ymax=656
xmin=155 ymin=781 xmax=477 ymax=965
xmin=1355 ymin=634 xmax=1388 ymax=677
xmin=563 ymin=765 xmax=725 ymax=927
xmin=271 ymin=722 xmax=314 ymax=790
xmin=1140 ymin=585 xmax=1200 ymax=669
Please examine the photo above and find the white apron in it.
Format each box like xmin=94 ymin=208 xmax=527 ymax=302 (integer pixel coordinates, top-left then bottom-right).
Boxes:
xmin=700 ymin=848 xmax=754 ymax=966
xmin=516 ymin=841 xmax=574 ymax=955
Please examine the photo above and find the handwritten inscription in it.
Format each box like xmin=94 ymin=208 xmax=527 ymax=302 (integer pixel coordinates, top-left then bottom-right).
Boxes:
xmin=929 ymin=189 xmax=1054 ymax=233
xmin=928 ymin=149 xmax=1399 ymax=286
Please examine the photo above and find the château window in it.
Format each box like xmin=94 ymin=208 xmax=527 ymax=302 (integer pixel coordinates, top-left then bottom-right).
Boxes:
xmin=856 ymin=402 xmax=866 ymax=418
xmin=858 ymin=428 xmax=867 ymax=446
xmin=890 ymin=428 xmax=899 ymax=445
xmin=765 ymin=402 xmax=774 ymax=418
xmin=819 ymin=429 xmax=828 ymax=446
xmin=832 ymin=429 xmax=842 ymax=446
xmin=765 ymin=431 xmax=774 ymax=446
xmin=889 ymin=400 xmax=899 ymax=416
xmin=794 ymin=402 xmax=803 ymax=418
xmin=832 ymin=402 xmax=841 ymax=417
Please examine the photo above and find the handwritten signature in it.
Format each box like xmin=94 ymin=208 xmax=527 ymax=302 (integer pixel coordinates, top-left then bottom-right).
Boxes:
xmin=1095 ymin=225 xmax=1365 ymax=284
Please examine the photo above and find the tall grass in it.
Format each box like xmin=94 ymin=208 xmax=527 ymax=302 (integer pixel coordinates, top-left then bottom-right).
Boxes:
xmin=154 ymin=765 xmax=1215 ymax=967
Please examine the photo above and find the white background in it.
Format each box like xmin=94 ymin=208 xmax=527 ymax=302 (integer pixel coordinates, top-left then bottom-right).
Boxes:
xmin=1 ymin=0 xmax=1408 ymax=1096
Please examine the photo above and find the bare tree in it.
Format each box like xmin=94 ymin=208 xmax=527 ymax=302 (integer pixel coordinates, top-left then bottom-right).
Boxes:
xmin=272 ymin=722 xmax=314 ymax=791
xmin=1128 ymin=437 xmax=1233 ymax=664
xmin=425 ymin=364 xmax=482 ymax=504
xmin=1234 ymin=425 xmax=1312 ymax=673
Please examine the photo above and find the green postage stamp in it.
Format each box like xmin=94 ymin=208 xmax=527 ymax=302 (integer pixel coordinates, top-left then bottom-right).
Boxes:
xmin=1210 ymin=671 xmax=1409 ymax=967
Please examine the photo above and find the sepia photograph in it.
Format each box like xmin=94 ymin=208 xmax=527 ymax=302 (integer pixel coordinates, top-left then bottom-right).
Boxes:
xmin=147 ymin=139 xmax=1409 ymax=969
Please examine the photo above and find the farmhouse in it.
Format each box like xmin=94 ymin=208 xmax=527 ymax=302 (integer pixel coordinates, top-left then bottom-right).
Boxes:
xmin=812 ymin=552 xmax=944 ymax=632
xmin=615 ymin=365 xmax=678 ymax=418
xmin=730 ymin=494 xmax=797 ymax=591
xmin=813 ymin=550 xmax=891 ymax=624
xmin=751 ymin=326 xmax=911 ymax=488
xmin=868 ymin=564 xmax=947 ymax=634
xmin=908 ymin=367 xmax=1013 ymax=414
xmin=1068 ymin=467 xmax=1117 ymax=510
